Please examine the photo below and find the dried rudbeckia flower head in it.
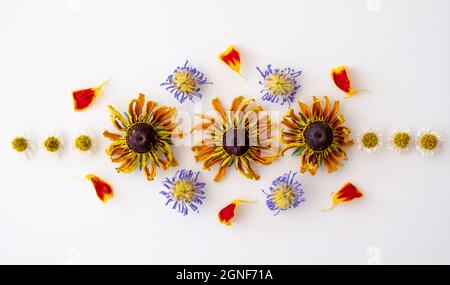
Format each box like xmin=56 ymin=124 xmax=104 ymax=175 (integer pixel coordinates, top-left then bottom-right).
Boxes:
xmin=42 ymin=135 xmax=63 ymax=156
xmin=103 ymin=93 xmax=180 ymax=181
xmin=389 ymin=130 xmax=412 ymax=153
xmin=256 ymin=65 xmax=301 ymax=106
xmin=11 ymin=134 xmax=34 ymax=159
xmin=191 ymin=96 xmax=279 ymax=182
xmin=262 ymin=171 xmax=305 ymax=215
xmin=161 ymin=60 xmax=212 ymax=104
xmin=357 ymin=128 xmax=382 ymax=153
xmin=416 ymin=129 xmax=442 ymax=157
xmin=281 ymin=96 xmax=353 ymax=175
xmin=160 ymin=169 xmax=206 ymax=216
xmin=73 ymin=133 xmax=96 ymax=154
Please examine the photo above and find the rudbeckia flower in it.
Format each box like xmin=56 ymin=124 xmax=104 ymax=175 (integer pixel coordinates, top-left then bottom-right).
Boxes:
xmin=256 ymin=65 xmax=301 ymax=106
xmin=389 ymin=129 xmax=412 ymax=154
xmin=103 ymin=93 xmax=180 ymax=181
xmin=218 ymin=45 xmax=242 ymax=76
xmin=218 ymin=200 xmax=253 ymax=226
xmin=160 ymin=169 xmax=206 ymax=216
xmin=161 ymin=60 xmax=212 ymax=104
xmin=10 ymin=133 xmax=34 ymax=159
xmin=72 ymin=80 xmax=109 ymax=111
xmin=191 ymin=96 xmax=279 ymax=182
xmin=262 ymin=171 xmax=305 ymax=215
xmin=86 ymin=174 xmax=113 ymax=204
xmin=416 ymin=129 xmax=442 ymax=157
xmin=281 ymin=96 xmax=353 ymax=175
xmin=357 ymin=128 xmax=382 ymax=153
xmin=323 ymin=182 xmax=363 ymax=211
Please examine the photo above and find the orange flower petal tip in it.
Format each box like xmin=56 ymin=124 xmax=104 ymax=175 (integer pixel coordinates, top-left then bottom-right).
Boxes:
xmin=72 ymin=80 xmax=110 ymax=111
xmin=85 ymin=174 xmax=113 ymax=204
xmin=331 ymin=66 xmax=359 ymax=98
xmin=218 ymin=45 xmax=243 ymax=76
xmin=323 ymin=182 xmax=363 ymax=211
xmin=218 ymin=199 xmax=254 ymax=226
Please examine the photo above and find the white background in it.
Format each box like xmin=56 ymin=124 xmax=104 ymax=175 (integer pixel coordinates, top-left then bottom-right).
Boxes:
xmin=0 ymin=0 xmax=449 ymax=265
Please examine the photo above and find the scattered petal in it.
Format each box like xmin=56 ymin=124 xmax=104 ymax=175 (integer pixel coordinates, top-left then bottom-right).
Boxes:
xmin=331 ymin=66 xmax=358 ymax=98
xmin=72 ymin=80 xmax=109 ymax=111
xmin=218 ymin=199 xmax=253 ymax=226
xmin=86 ymin=174 xmax=113 ymax=204
xmin=323 ymin=182 xmax=363 ymax=211
xmin=219 ymin=45 xmax=242 ymax=76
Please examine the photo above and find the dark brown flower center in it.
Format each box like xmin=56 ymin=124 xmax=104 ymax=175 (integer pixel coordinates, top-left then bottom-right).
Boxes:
xmin=222 ymin=128 xmax=250 ymax=156
xmin=304 ymin=121 xmax=334 ymax=151
xmin=126 ymin=123 xmax=157 ymax=153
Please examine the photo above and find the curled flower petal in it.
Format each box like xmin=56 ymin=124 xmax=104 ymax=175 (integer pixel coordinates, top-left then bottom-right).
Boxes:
xmin=218 ymin=199 xmax=253 ymax=226
xmin=219 ymin=45 xmax=242 ymax=76
xmin=86 ymin=174 xmax=113 ymax=204
xmin=331 ymin=66 xmax=357 ymax=97
xmin=323 ymin=182 xmax=363 ymax=211
xmin=72 ymin=80 xmax=109 ymax=111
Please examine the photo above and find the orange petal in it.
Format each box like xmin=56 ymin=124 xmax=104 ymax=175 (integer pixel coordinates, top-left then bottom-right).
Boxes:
xmin=324 ymin=182 xmax=363 ymax=211
xmin=211 ymin=98 xmax=226 ymax=120
xmin=102 ymin=130 xmax=122 ymax=141
xmin=85 ymin=174 xmax=113 ymax=204
xmin=219 ymin=45 xmax=242 ymax=75
xmin=218 ymin=200 xmax=253 ymax=226
xmin=72 ymin=80 xmax=109 ymax=111
xmin=331 ymin=66 xmax=356 ymax=97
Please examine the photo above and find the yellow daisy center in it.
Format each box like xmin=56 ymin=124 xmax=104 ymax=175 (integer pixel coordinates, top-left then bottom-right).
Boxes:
xmin=420 ymin=134 xmax=438 ymax=150
xmin=75 ymin=135 xmax=92 ymax=152
xmin=393 ymin=132 xmax=410 ymax=149
xmin=11 ymin=137 xmax=28 ymax=152
xmin=44 ymin=136 xmax=61 ymax=152
xmin=172 ymin=70 xmax=197 ymax=95
xmin=272 ymin=185 xmax=295 ymax=210
xmin=361 ymin=132 xmax=378 ymax=148
xmin=172 ymin=180 xmax=195 ymax=203
xmin=265 ymin=73 xmax=294 ymax=96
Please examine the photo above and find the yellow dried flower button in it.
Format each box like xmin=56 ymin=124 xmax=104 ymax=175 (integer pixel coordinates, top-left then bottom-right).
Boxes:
xmin=389 ymin=130 xmax=412 ymax=153
xmin=357 ymin=128 xmax=382 ymax=153
xmin=416 ymin=129 xmax=442 ymax=157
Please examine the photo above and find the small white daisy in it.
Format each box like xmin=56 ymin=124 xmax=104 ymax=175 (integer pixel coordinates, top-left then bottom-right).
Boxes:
xmin=357 ymin=128 xmax=382 ymax=153
xmin=389 ymin=129 xmax=412 ymax=154
xmin=416 ymin=129 xmax=442 ymax=157
xmin=42 ymin=134 xmax=64 ymax=157
xmin=72 ymin=132 xmax=96 ymax=154
xmin=10 ymin=133 xmax=35 ymax=159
